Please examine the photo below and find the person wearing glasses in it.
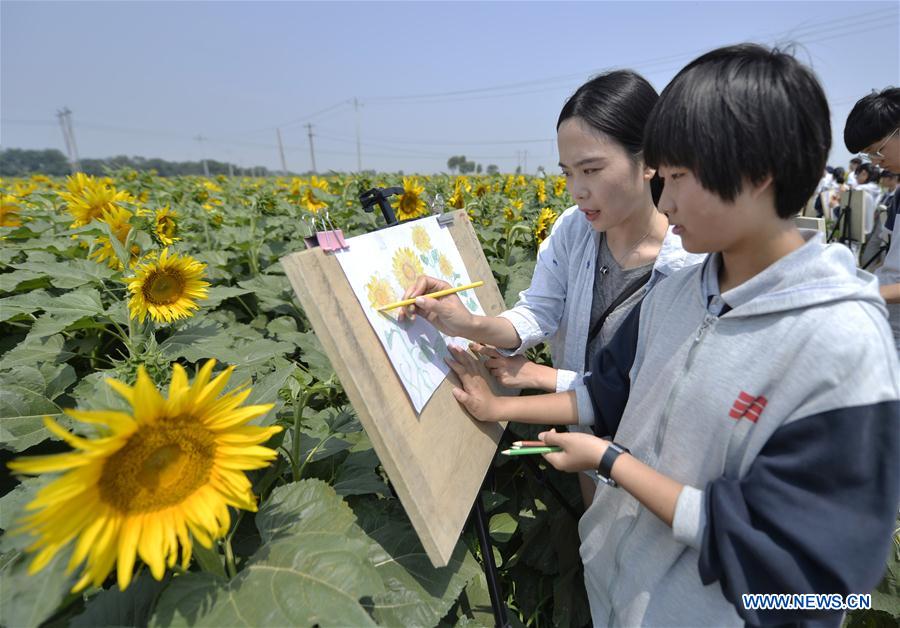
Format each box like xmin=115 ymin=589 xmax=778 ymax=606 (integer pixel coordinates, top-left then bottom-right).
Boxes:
xmin=845 ymin=87 xmax=900 ymax=354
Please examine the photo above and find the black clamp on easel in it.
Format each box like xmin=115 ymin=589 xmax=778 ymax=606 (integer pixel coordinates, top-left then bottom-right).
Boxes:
xmin=360 ymin=186 xmax=403 ymax=227
xmin=827 ymin=189 xmax=853 ymax=244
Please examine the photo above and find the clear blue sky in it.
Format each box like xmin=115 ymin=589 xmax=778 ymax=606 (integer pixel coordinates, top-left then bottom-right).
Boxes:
xmin=2 ymin=1 xmax=898 ymax=174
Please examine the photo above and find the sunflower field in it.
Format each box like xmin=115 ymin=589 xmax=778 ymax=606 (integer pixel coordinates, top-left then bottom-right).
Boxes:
xmin=0 ymin=170 xmax=596 ymax=627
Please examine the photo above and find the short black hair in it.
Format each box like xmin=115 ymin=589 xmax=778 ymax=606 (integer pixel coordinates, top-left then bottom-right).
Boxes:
xmin=850 ymin=157 xmax=863 ymax=165
xmin=644 ymin=43 xmax=831 ymax=219
xmin=880 ymin=169 xmax=897 ymax=179
xmin=855 ymin=162 xmax=876 ymax=180
xmin=833 ymin=167 xmax=846 ymax=185
xmin=844 ymin=87 xmax=900 ymax=153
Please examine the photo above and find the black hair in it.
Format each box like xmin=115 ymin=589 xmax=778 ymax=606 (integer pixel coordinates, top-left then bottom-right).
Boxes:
xmin=558 ymin=70 xmax=662 ymax=202
xmin=833 ymin=167 xmax=846 ymax=185
xmin=850 ymin=157 xmax=863 ymax=165
xmin=880 ymin=169 xmax=897 ymax=179
xmin=643 ymin=43 xmax=831 ymax=219
xmin=855 ymin=162 xmax=876 ymax=181
xmin=558 ymin=70 xmax=659 ymax=156
xmin=844 ymin=88 xmax=900 ymax=153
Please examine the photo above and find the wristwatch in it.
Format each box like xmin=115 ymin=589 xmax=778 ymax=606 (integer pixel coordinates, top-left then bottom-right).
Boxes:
xmin=597 ymin=440 xmax=630 ymax=487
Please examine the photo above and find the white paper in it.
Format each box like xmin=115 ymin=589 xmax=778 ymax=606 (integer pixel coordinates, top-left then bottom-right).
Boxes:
xmin=335 ymin=216 xmax=485 ymax=413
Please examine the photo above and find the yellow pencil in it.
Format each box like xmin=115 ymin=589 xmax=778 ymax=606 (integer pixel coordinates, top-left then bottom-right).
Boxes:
xmin=376 ymin=281 xmax=484 ymax=312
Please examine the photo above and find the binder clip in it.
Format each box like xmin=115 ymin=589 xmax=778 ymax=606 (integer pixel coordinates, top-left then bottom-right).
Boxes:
xmin=302 ymin=214 xmax=319 ymax=250
xmin=431 ymin=193 xmax=454 ymax=227
xmin=360 ymin=186 xmax=403 ymax=228
xmin=304 ymin=211 xmax=347 ymax=252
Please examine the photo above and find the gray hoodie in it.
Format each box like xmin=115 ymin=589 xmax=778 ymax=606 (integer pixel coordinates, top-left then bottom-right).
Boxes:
xmin=581 ymin=231 xmax=900 ymax=626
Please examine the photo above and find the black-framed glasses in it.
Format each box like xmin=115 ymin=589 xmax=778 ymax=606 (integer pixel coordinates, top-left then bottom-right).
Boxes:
xmin=861 ymin=127 xmax=899 ymax=161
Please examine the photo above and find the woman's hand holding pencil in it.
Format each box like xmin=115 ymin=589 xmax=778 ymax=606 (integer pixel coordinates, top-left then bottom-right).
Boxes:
xmin=444 ymin=344 xmax=506 ymax=422
xmin=398 ymin=275 xmax=477 ymax=337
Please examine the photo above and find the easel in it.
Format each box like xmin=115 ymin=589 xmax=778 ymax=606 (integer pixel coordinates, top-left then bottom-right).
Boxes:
xmin=281 ymin=191 xmax=516 ymax=626
xmin=362 ymin=187 xmax=512 ymax=625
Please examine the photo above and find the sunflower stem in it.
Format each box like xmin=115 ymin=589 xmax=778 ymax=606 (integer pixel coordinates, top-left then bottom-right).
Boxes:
xmin=290 ymin=391 xmax=309 ymax=482
xmin=224 ymin=537 xmax=237 ymax=579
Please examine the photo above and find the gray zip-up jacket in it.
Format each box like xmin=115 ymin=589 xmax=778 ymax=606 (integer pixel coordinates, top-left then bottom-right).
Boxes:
xmin=497 ymin=204 xmax=704 ymax=392
xmin=580 ymin=231 xmax=900 ymax=626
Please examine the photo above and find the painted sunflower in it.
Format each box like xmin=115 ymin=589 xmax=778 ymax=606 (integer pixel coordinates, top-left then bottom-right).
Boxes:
xmin=411 ymin=226 xmax=432 ymax=252
xmin=391 ymin=247 xmax=424 ymax=289
xmin=366 ymin=275 xmax=396 ymax=310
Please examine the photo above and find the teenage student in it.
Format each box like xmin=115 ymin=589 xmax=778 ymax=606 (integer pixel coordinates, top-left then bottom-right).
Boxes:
xmin=445 ymin=45 xmax=900 ymax=626
xmin=400 ymin=70 xmax=702 ymax=505
xmin=844 ymin=87 xmax=900 ymax=353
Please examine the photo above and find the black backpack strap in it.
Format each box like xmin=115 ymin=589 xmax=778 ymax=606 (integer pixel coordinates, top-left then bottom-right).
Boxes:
xmin=584 ymin=269 xmax=653 ymax=372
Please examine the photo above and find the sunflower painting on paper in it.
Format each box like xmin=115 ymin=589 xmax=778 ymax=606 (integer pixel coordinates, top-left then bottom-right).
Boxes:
xmin=391 ymin=247 xmax=424 ymax=290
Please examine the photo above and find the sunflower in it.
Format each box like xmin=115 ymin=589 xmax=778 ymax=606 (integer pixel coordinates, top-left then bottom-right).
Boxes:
xmin=535 ymin=179 xmax=547 ymax=203
xmin=473 ymin=181 xmax=490 ymax=198
xmin=394 ymin=177 xmax=427 ymax=221
xmin=13 ymin=181 xmax=38 ymax=197
xmin=504 ymin=198 xmax=524 ymax=221
xmin=153 ymin=206 xmax=178 ymax=246
xmin=503 ymin=175 xmax=516 ymax=196
xmin=91 ymin=206 xmax=136 ymax=269
xmin=202 ymin=180 xmax=222 ymax=193
xmin=59 ymin=173 xmax=132 ymax=228
xmin=1 ymin=194 xmax=23 ymax=227
xmin=126 ymin=248 xmax=209 ymax=323
xmin=7 ymin=360 xmax=282 ymax=592
xmin=534 ymin=207 xmax=559 ymax=247
xmin=308 ymin=175 xmax=330 ymax=193
xmin=411 ymin=225 xmax=432 ymax=252
xmin=553 ymin=176 xmax=567 ymax=197
xmin=300 ymin=187 xmax=327 ymax=213
xmin=438 ymin=253 xmax=454 ymax=278
xmin=365 ymin=275 xmax=396 ymax=310
xmin=392 ymin=247 xmax=424 ymax=289
xmin=448 ymin=176 xmax=471 ymax=209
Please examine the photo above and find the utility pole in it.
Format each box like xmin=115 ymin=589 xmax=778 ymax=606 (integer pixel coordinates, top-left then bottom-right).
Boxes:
xmin=305 ymin=123 xmax=317 ymax=173
xmin=194 ymin=135 xmax=210 ymax=177
xmin=276 ymin=128 xmax=288 ymax=175
xmin=354 ymin=97 xmax=362 ymax=172
xmin=523 ymin=150 xmax=528 ymax=174
xmin=56 ymin=107 xmax=81 ymax=172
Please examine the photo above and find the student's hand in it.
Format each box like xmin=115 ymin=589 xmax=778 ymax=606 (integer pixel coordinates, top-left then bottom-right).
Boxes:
xmin=399 ymin=275 xmax=475 ymax=337
xmin=445 ymin=345 xmax=504 ymax=422
xmin=539 ymin=429 xmax=609 ymax=473
xmin=469 ymin=342 xmax=556 ymax=390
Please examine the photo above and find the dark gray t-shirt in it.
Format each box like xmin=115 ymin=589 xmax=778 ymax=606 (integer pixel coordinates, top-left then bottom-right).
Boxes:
xmin=586 ymin=234 xmax=654 ymax=369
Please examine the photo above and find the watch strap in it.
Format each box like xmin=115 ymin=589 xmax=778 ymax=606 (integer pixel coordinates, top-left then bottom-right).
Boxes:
xmin=597 ymin=441 xmax=630 ymax=487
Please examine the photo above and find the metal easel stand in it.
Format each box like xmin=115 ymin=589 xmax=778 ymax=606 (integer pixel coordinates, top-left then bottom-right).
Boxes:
xmin=470 ymin=486 xmax=511 ymax=628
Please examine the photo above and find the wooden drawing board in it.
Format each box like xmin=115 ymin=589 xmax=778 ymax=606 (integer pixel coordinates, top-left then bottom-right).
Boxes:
xmin=280 ymin=210 xmax=513 ymax=567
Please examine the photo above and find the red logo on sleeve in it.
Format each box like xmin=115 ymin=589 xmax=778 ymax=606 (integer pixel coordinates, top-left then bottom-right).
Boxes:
xmin=729 ymin=391 xmax=767 ymax=423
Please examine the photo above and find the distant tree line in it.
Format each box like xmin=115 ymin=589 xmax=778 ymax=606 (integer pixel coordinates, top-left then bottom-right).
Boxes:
xmin=0 ymin=148 xmax=275 ymax=177
xmin=446 ymin=155 xmax=499 ymax=175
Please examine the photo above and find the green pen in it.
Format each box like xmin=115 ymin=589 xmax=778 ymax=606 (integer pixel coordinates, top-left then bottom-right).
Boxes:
xmin=500 ymin=446 xmax=562 ymax=456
